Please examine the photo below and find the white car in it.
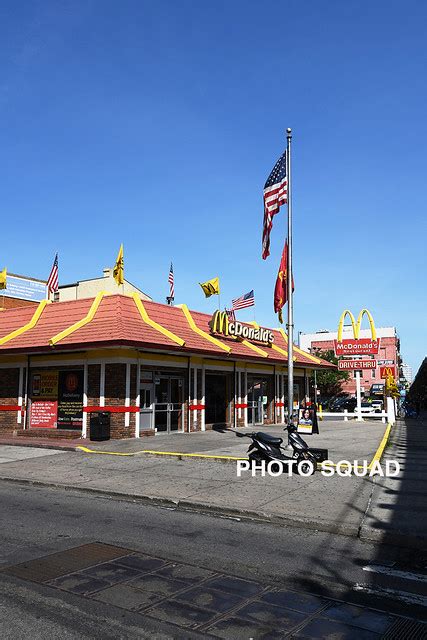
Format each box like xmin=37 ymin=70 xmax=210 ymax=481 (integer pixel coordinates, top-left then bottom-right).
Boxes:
xmin=353 ymin=402 xmax=376 ymax=415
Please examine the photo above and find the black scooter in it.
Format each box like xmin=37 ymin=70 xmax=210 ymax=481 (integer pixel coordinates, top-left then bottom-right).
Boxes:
xmin=235 ymin=424 xmax=317 ymax=475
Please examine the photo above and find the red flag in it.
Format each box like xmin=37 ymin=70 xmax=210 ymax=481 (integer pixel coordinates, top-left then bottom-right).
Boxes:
xmin=274 ymin=240 xmax=294 ymax=323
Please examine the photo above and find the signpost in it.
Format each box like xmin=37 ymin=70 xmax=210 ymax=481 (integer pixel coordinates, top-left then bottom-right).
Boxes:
xmin=338 ymin=359 xmax=377 ymax=371
xmin=334 ymin=308 xmax=378 ymax=421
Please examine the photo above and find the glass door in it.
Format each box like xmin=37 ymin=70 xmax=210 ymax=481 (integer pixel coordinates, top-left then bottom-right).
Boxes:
xmin=140 ymin=383 xmax=154 ymax=430
xmin=154 ymin=376 xmax=184 ymax=433
xmin=247 ymin=379 xmax=266 ymax=426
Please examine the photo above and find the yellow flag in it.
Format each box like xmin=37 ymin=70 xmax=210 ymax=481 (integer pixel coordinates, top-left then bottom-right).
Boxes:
xmin=199 ymin=277 xmax=220 ymax=297
xmin=0 ymin=267 xmax=7 ymax=290
xmin=113 ymin=244 xmax=124 ymax=286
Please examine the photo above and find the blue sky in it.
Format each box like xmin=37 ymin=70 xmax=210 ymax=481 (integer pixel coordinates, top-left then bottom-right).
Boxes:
xmin=1 ymin=0 xmax=426 ymax=375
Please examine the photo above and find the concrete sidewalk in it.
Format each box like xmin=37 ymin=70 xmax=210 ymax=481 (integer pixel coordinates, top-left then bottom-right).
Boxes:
xmin=0 ymin=419 xmax=424 ymax=547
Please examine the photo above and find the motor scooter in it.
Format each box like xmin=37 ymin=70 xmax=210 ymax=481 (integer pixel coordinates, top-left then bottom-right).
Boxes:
xmin=235 ymin=423 xmax=317 ymax=475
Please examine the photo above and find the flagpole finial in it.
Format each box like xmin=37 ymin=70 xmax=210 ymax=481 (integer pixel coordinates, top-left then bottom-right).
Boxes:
xmin=286 ymin=127 xmax=292 ymax=138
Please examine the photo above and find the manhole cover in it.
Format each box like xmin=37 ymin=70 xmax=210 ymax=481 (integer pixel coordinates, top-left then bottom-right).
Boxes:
xmin=2 ymin=542 xmax=132 ymax=583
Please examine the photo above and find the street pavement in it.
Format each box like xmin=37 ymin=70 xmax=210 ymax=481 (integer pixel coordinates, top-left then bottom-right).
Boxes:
xmin=0 ymin=482 xmax=425 ymax=639
xmin=0 ymin=417 xmax=426 ymax=638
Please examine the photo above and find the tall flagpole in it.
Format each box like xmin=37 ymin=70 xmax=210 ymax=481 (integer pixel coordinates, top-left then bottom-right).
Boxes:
xmin=286 ymin=127 xmax=294 ymax=426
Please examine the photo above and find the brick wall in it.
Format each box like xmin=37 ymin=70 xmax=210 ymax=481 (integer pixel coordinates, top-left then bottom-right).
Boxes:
xmin=0 ymin=367 xmax=21 ymax=434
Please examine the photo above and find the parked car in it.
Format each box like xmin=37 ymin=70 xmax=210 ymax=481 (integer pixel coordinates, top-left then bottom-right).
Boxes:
xmin=353 ymin=402 xmax=376 ymax=415
xmin=330 ymin=397 xmax=357 ymax=412
xmin=370 ymin=400 xmax=383 ymax=413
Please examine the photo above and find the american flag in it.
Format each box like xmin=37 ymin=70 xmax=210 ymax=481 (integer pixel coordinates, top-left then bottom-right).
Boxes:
xmin=168 ymin=262 xmax=175 ymax=298
xmin=47 ymin=254 xmax=59 ymax=294
xmin=262 ymin=152 xmax=287 ymax=259
xmin=232 ymin=290 xmax=255 ymax=311
xmin=225 ymin=308 xmax=236 ymax=322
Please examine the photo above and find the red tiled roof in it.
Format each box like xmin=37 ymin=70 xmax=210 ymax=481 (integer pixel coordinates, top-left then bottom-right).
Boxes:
xmin=0 ymin=295 xmax=334 ymax=369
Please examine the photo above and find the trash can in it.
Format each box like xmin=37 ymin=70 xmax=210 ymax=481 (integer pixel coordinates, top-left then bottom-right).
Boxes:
xmin=90 ymin=411 xmax=111 ymax=441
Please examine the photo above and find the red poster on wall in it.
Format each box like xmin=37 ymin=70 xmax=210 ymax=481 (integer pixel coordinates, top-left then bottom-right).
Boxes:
xmin=30 ymin=401 xmax=58 ymax=429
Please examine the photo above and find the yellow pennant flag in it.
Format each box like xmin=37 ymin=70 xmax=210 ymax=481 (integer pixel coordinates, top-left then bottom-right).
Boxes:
xmin=0 ymin=267 xmax=7 ymax=290
xmin=199 ymin=277 xmax=220 ymax=298
xmin=113 ymin=244 xmax=124 ymax=286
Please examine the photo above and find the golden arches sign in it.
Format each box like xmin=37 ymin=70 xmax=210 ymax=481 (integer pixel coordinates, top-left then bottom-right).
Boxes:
xmin=337 ymin=308 xmax=377 ymax=342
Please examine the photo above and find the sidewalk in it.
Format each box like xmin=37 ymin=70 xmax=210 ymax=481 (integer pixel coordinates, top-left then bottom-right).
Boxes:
xmin=2 ymin=419 xmax=422 ymax=547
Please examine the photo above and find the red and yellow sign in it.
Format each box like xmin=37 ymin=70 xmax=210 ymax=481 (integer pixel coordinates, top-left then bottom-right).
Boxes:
xmin=334 ymin=309 xmax=380 ymax=356
xmin=380 ymin=365 xmax=396 ymax=379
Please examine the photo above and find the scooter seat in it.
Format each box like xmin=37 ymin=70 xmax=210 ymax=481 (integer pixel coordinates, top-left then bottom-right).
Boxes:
xmin=255 ymin=432 xmax=283 ymax=445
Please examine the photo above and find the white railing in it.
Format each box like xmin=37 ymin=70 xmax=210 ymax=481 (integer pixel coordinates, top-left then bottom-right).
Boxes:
xmin=321 ymin=410 xmax=389 ymax=423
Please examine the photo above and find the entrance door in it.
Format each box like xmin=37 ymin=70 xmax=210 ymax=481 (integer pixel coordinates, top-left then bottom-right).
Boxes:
xmin=154 ymin=376 xmax=184 ymax=433
xmin=247 ymin=379 xmax=266 ymax=426
xmin=140 ymin=383 xmax=154 ymax=430
xmin=205 ymin=374 xmax=227 ymax=425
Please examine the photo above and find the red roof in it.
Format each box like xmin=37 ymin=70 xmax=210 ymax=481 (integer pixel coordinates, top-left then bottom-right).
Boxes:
xmin=0 ymin=295 xmax=333 ymax=368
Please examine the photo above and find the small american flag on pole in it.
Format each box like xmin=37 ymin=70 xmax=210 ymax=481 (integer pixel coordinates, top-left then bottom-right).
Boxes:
xmin=262 ymin=152 xmax=287 ymax=259
xmin=225 ymin=308 xmax=236 ymax=322
xmin=168 ymin=262 xmax=175 ymax=298
xmin=47 ymin=254 xmax=59 ymax=294
xmin=232 ymin=290 xmax=255 ymax=311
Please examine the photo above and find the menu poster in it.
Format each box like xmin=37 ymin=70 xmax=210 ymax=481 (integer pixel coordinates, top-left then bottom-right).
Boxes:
xmin=32 ymin=371 xmax=58 ymax=399
xmin=30 ymin=401 xmax=58 ymax=429
xmin=57 ymin=370 xmax=84 ymax=429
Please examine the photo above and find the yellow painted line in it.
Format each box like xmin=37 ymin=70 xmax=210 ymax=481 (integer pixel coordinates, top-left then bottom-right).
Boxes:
xmin=77 ymin=446 xmax=135 ymax=456
xmin=50 ymin=292 xmax=108 ymax=345
xmin=78 ymin=424 xmax=392 ymax=471
xmin=0 ymin=299 xmax=51 ymax=346
xmin=77 ymin=445 xmax=245 ymax=461
xmin=177 ymin=304 xmax=231 ymax=353
xmin=131 ymin=294 xmax=185 ymax=346
xmin=368 ymin=422 xmax=392 ymax=470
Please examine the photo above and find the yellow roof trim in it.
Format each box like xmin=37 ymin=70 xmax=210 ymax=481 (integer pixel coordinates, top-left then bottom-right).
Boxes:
xmin=278 ymin=328 xmax=322 ymax=364
xmin=240 ymin=339 xmax=269 ymax=358
xmin=248 ymin=320 xmax=282 ymax=358
xmin=132 ymin=294 xmax=185 ymax=347
xmin=50 ymin=292 xmax=108 ymax=346
xmin=0 ymin=299 xmax=51 ymax=346
xmin=177 ymin=304 xmax=231 ymax=353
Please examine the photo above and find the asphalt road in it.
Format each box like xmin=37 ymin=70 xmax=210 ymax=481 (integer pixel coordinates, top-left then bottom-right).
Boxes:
xmin=0 ymin=480 xmax=425 ymax=639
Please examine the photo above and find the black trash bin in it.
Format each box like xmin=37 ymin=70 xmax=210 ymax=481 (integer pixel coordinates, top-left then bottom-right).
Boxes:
xmin=90 ymin=411 xmax=111 ymax=441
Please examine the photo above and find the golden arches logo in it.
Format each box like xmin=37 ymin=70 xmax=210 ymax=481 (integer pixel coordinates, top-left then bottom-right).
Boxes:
xmin=337 ymin=308 xmax=377 ymax=342
xmin=210 ymin=311 xmax=229 ymax=336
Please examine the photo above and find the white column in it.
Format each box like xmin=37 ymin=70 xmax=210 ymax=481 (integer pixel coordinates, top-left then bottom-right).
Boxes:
xmin=17 ymin=366 xmax=24 ymax=425
xmin=238 ymin=371 xmax=242 ymax=420
xmin=82 ymin=362 xmax=88 ymax=438
xmin=281 ymin=374 xmax=285 ymax=423
xmin=355 ymin=371 xmax=363 ymax=421
xmin=125 ymin=362 xmax=131 ymax=428
xmin=100 ymin=362 xmax=105 ymax=407
xmin=201 ymin=365 xmax=206 ymax=432
xmin=135 ymin=361 xmax=140 ymax=438
xmin=193 ymin=366 xmax=198 ymax=430
xmin=244 ymin=371 xmax=248 ymax=427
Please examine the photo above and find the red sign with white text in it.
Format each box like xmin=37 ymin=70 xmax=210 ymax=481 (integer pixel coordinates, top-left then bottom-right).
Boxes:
xmin=30 ymin=401 xmax=57 ymax=429
xmin=380 ymin=366 xmax=396 ymax=379
xmin=334 ymin=338 xmax=380 ymax=356
xmin=338 ymin=359 xmax=377 ymax=370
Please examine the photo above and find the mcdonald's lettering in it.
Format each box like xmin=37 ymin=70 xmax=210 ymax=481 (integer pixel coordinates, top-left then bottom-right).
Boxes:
xmin=334 ymin=308 xmax=380 ymax=356
xmin=380 ymin=365 xmax=396 ymax=379
xmin=209 ymin=311 xmax=274 ymax=345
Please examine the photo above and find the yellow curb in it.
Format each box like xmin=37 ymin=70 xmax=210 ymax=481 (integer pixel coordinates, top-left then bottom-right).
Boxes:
xmin=367 ymin=422 xmax=392 ymax=470
xmin=77 ymin=423 xmax=392 ymax=472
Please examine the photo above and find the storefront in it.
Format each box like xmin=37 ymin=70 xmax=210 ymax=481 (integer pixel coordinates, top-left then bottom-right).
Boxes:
xmin=0 ymin=294 xmax=333 ymax=439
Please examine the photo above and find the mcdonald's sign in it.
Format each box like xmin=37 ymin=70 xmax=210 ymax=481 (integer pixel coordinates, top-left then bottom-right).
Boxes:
xmin=380 ymin=365 xmax=396 ymax=379
xmin=209 ymin=311 xmax=274 ymax=345
xmin=334 ymin=309 xmax=380 ymax=356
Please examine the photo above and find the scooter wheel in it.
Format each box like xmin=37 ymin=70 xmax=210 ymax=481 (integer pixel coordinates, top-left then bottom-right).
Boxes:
xmin=297 ymin=457 xmax=316 ymax=475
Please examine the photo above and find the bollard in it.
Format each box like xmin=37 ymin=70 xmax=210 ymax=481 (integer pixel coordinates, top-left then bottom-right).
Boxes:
xmin=318 ymin=404 xmax=323 ymax=421
xmin=344 ymin=409 xmax=348 ymax=422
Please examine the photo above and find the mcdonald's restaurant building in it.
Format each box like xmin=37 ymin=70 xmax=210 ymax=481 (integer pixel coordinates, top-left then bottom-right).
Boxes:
xmin=0 ymin=294 xmax=333 ymax=440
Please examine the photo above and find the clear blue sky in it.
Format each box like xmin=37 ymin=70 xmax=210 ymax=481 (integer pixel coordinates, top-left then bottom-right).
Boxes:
xmin=1 ymin=1 xmax=426 ymax=375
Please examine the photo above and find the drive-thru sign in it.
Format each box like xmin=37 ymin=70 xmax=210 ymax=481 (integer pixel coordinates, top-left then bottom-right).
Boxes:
xmin=338 ymin=359 xmax=377 ymax=370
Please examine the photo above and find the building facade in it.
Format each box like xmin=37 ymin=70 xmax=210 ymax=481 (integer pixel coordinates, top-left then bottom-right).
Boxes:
xmin=299 ymin=327 xmax=400 ymax=397
xmin=56 ymin=267 xmax=151 ymax=302
xmin=0 ymin=294 xmax=333 ymax=439
xmin=0 ymin=273 xmax=47 ymax=310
